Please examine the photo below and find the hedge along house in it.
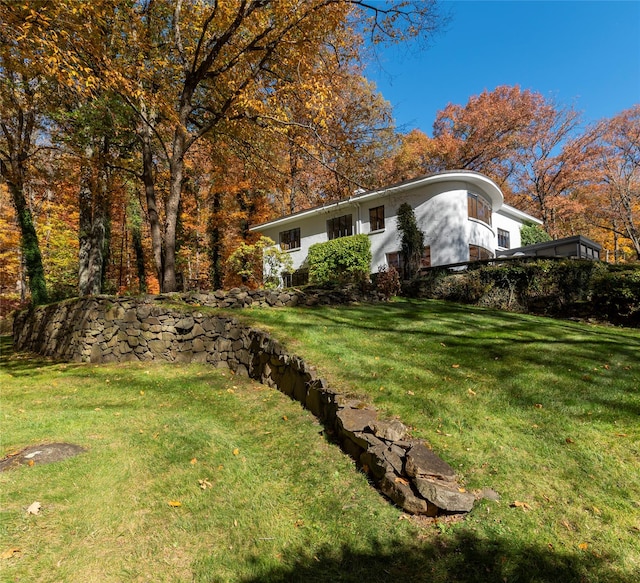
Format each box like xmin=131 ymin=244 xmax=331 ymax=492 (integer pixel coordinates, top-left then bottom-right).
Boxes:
xmin=250 ymin=170 xmax=543 ymax=283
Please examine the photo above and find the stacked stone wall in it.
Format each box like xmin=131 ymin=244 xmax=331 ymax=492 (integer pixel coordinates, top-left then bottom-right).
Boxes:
xmin=13 ymin=293 xmax=476 ymax=516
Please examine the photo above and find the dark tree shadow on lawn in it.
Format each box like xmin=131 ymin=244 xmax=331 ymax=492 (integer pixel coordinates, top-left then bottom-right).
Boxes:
xmin=238 ymin=530 xmax=631 ymax=583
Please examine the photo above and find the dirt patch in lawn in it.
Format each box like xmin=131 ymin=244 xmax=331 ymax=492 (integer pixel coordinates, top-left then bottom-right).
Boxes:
xmin=0 ymin=443 xmax=86 ymax=471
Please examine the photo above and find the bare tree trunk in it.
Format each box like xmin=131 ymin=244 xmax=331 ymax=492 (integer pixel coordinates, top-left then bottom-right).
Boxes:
xmin=162 ymin=123 xmax=188 ymax=292
xmin=140 ymin=104 xmax=164 ymax=291
xmin=78 ymin=145 xmax=109 ymax=296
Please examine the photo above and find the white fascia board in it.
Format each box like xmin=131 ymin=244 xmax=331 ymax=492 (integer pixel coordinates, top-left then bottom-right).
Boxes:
xmin=498 ymin=204 xmax=543 ymax=225
xmin=250 ymin=170 xmax=505 ymax=232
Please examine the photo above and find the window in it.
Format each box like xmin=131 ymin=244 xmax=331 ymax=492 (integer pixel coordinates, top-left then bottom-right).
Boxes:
xmin=469 ymin=245 xmax=493 ymax=262
xmin=282 ymin=269 xmax=309 ymax=287
xmin=279 ymin=228 xmax=300 ymax=251
xmin=369 ymin=205 xmax=385 ymax=232
xmin=386 ymin=252 xmax=404 ymax=272
xmin=327 ymin=214 xmax=352 ymax=240
xmin=421 ymin=246 xmax=431 ymax=269
xmin=497 ymin=228 xmax=510 ymax=248
xmin=468 ymin=193 xmax=492 ymax=225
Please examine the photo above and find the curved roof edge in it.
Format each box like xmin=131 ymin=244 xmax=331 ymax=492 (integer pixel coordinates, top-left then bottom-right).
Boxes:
xmin=250 ymin=170 xmax=505 ymax=231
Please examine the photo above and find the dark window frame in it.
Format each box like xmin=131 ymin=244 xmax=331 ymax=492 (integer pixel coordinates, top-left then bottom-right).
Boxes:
xmin=369 ymin=205 xmax=385 ymax=232
xmin=279 ymin=227 xmax=301 ymax=251
xmin=468 ymin=192 xmax=492 ymax=226
xmin=421 ymin=246 xmax=431 ymax=269
xmin=327 ymin=214 xmax=353 ymax=240
xmin=469 ymin=244 xmax=494 ymax=262
xmin=386 ymin=251 xmax=404 ymax=272
xmin=497 ymin=228 xmax=510 ymax=248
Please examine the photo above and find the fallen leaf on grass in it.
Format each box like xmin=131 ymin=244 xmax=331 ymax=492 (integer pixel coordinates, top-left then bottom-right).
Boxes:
xmin=1 ymin=548 xmax=20 ymax=560
xmin=561 ymin=519 xmax=573 ymax=531
xmin=510 ymin=501 xmax=532 ymax=511
xmin=198 ymin=479 xmax=213 ymax=490
xmin=190 ymin=458 xmax=198 ymax=465
xmin=467 ymin=389 xmax=476 ymax=396
xmin=26 ymin=502 xmax=41 ymax=515
xmin=578 ymin=542 xmax=589 ymax=550
xmin=451 ymin=364 xmax=460 ymax=369
xmin=534 ymin=404 xmax=543 ymax=409
xmin=168 ymin=500 xmax=182 ymax=507
xmin=233 ymin=448 xmax=239 ymax=456
xmin=565 ymin=437 xmax=575 ymax=444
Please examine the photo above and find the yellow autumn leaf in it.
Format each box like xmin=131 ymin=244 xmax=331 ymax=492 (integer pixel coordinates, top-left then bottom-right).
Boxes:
xmin=168 ymin=500 xmax=182 ymax=507
xmin=578 ymin=542 xmax=589 ymax=550
xmin=1 ymin=548 xmax=21 ymax=560
xmin=233 ymin=448 xmax=239 ymax=456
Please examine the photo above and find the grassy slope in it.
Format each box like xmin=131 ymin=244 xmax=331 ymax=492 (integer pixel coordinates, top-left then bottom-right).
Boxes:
xmin=1 ymin=298 xmax=639 ymax=582
xmin=0 ymin=345 xmax=424 ymax=583
xmin=241 ymin=298 xmax=640 ymax=582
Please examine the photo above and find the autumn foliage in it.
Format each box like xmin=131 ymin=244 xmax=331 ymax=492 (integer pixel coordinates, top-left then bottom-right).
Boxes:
xmin=1 ymin=2 xmax=638 ymax=310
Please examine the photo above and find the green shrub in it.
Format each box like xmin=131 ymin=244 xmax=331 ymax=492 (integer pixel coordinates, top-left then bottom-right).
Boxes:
xmin=307 ymin=234 xmax=371 ymax=287
xmin=591 ymin=267 xmax=640 ymax=325
xmin=409 ymin=259 xmax=639 ymax=326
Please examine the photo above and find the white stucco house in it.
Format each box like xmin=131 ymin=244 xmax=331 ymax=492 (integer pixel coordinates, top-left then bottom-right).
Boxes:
xmin=250 ymin=170 xmax=543 ymax=283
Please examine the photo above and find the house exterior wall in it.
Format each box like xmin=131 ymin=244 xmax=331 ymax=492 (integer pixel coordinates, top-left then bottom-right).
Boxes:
xmin=251 ymin=172 xmax=542 ymax=276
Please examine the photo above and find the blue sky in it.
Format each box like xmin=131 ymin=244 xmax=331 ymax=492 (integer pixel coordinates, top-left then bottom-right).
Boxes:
xmin=365 ymin=0 xmax=640 ymax=135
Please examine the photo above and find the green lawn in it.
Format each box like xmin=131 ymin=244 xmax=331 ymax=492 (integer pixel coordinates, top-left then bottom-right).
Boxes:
xmin=241 ymin=298 xmax=640 ymax=582
xmin=1 ymin=298 xmax=639 ymax=582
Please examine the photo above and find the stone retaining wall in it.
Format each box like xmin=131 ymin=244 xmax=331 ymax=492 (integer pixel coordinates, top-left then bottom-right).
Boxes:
xmin=13 ymin=293 xmax=475 ymax=516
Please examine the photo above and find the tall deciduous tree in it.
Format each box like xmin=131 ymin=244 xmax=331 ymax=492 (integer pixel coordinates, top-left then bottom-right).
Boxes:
xmin=0 ymin=8 xmax=50 ymax=304
xmin=431 ymin=85 xmax=543 ymax=185
xmin=100 ymin=0 xmax=442 ymax=292
xmin=594 ymin=106 xmax=640 ymax=259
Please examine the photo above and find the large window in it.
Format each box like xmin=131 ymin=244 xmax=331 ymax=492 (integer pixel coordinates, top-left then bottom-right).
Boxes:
xmin=468 ymin=193 xmax=492 ymax=225
xmin=469 ymin=244 xmax=493 ymax=262
xmin=497 ymin=228 xmax=510 ymax=248
xmin=279 ymin=228 xmax=300 ymax=251
xmin=369 ymin=205 xmax=385 ymax=232
xmin=327 ymin=214 xmax=353 ymax=240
